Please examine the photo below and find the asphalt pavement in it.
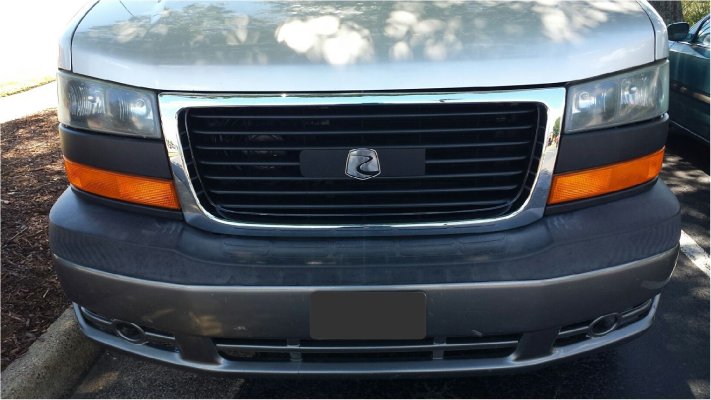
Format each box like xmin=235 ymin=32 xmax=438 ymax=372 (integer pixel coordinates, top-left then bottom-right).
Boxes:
xmin=72 ymin=131 xmax=710 ymax=399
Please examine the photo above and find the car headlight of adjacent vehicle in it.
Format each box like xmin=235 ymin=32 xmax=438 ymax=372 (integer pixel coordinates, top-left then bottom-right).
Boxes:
xmin=57 ymin=71 xmax=160 ymax=138
xmin=565 ymin=62 xmax=669 ymax=133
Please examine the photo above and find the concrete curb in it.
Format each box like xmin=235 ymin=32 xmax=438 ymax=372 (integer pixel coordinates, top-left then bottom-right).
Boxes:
xmin=0 ymin=81 xmax=57 ymax=124
xmin=1 ymin=307 xmax=102 ymax=399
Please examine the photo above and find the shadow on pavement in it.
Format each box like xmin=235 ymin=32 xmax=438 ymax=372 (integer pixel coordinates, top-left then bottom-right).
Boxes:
xmin=661 ymin=131 xmax=710 ymax=253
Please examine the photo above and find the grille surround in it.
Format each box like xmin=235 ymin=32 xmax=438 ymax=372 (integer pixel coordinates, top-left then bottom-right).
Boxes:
xmin=159 ymin=89 xmax=566 ymax=235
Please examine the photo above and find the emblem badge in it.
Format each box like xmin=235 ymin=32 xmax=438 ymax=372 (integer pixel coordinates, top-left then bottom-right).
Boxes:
xmin=345 ymin=148 xmax=381 ymax=180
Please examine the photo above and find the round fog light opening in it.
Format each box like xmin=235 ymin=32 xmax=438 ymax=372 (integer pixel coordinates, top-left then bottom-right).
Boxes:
xmin=112 ymin=320 xmax=147 ymax=344
xmin=588 ymin=313 xmax=620 ymax=337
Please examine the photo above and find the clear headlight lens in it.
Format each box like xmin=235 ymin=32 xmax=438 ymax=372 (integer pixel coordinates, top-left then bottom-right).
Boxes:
xmin=57 ymin=72 xmax=160 ymax=138
xmin=565 ymin=62 xmax=669 ymax=133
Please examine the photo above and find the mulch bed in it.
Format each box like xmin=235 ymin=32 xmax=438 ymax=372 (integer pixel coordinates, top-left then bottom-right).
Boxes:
xmin=1 ymin=110 xmax=70 ymax=370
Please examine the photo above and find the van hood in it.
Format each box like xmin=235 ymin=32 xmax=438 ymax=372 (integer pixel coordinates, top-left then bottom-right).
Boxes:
xmin=70 ymin=0 xmax=656 ymax=92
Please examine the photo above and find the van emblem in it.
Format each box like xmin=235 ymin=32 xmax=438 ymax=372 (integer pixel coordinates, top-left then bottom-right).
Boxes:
xmin=345 ymin=149 xmax=381 ymax=180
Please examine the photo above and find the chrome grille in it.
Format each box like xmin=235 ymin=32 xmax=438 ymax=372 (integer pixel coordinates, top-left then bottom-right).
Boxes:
xmin=181 ymin=102 xmax=545 ymax=225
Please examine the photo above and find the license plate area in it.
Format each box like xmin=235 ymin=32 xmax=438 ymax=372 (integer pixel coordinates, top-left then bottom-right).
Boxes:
xmin=310 ymin=291 xmax=427 ymax=340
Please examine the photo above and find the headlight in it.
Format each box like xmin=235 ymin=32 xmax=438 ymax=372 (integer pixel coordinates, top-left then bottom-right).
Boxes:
xmin=57 ymin=72 xmax=160 ymax=138
xmin=564 ymin=62 xmax=669 ymax=133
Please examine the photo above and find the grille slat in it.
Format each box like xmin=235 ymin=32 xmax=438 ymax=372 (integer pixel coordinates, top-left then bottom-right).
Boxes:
xmin=426 ymin=155 xmax=528 ymax=164
xmin=208 ymin=185 xmax=519 ymax=196
xmin=193 ymin=140 xmax=533 ymax=151
xmin=217 ymin=199 xmax=511 ymax=210
xmin=202 ymin=170 xmax=524 ymax=181
xmin=215 ymin=204 xmax=512 ymax=219
xmin=197 ymin=156 xmax=527 ymax=166
xmin=182 ymin=101 xmax=543 ymax=224
xmin=190 ymin=108 xmax=536 ymax=120
xmin=191 ymin=125 xmax=535 ymax=136
xmin=199 ymin=160 xmax=302 ymax=166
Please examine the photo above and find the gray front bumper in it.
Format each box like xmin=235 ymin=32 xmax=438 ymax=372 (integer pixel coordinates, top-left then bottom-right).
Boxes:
xmin=50 ymin=180 xmax=680 ymax=376
xmin=71 ymin=294 xmax=662 ymax=377
xmin=57 ymin=247 xmax=676 ymax=341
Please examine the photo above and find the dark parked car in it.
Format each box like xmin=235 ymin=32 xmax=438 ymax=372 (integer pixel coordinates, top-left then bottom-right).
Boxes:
xmin=668 ymin=14 xmax=710 ymax=142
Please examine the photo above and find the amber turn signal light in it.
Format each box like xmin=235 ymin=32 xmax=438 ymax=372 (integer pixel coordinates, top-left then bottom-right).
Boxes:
xmin=548 ymin=148 xmax=664 ymax=205
xmin=64 ymin=158 xmax=180 ymax=210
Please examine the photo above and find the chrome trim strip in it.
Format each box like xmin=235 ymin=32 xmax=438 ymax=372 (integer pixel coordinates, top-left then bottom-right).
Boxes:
xmin=556 ymin=325 xmax=590 ymax=339
xmin=670 ymin=81 xmax=711 ymax=105
xmin=669 ymin=120 xmax=710 ymax=144
xmin=158 ymin=88 xmax=565 ymax=234
xmin=620 ymin=298 xmax=655 ymax=323
xmin=80 ymin=306 xmax=177 ymax=344
xmin=557 ymin=297 xmax=655 ymax=339
xmin=80 ymin=307 xmax=112 ymax=328
xmin=215 ymin=339 xmax=519 ymax=354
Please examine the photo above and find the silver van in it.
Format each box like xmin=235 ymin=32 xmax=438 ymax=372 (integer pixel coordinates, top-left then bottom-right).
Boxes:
xmin=51 ymin=0 xmax=680 ymax=376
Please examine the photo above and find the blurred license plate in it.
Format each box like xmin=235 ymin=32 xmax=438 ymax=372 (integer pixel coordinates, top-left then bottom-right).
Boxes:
xmin=310 ymin=291 xmax=426 ymax=340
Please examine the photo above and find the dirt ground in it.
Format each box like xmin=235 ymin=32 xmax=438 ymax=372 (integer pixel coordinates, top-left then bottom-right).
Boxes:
xmin=1 ymin=110 xmax=69 ymax=369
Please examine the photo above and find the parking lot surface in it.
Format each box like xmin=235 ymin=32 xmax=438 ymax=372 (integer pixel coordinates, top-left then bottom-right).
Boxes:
xmin=72 ymin=132 xmax=709 ymax=399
